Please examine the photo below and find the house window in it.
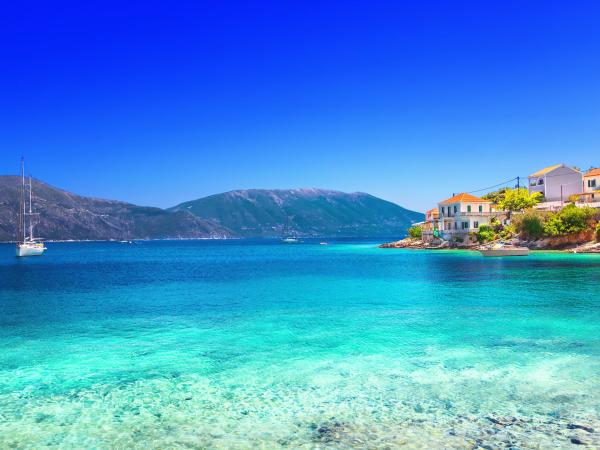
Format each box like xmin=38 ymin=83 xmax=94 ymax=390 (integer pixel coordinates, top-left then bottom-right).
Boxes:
xmin=530 ymin=179 xmax=537 ymax=186
xmin=467 ymin=205 xmax=472 ymax=212
xmin=462 ymin=221 xmax=469 ymax=229
xmin=478 ymin=205 xmax=483 ymax=212
xmin=538 ymin=178 xmax=544 ymax=185
xmin=454 ymin=205 xmax=458 ymax=213
xmin=474 ymin=221 xmax=479 ymax=228
xmin=589 ymin=179 xmax=597 ymax=188
xmin=454 ymin=222 xmax=458 ymax=229
xmin=441 ymin=207 xmax=445 ymax=215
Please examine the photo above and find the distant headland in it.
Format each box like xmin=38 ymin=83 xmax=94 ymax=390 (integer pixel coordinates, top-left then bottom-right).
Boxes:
xmin=0 ymin=176 xmax=423 ymax=242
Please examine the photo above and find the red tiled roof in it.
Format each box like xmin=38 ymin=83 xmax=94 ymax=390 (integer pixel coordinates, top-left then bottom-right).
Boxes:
xmin=426 ymin=208 xmax=439 ymax=218
xmin=584 ymin=168 xmax=600 ymax=177
xmin=439 ymin=193 xmax=491 ymax=205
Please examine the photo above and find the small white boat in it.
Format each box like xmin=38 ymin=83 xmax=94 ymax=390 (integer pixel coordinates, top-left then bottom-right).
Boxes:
xmin=16 ymin=158 xmax=46 ymax=257
xmin=479 ymin=242 xmax=529 ymax=257
xmin=281 ymin=237 xmax=299 ymax=244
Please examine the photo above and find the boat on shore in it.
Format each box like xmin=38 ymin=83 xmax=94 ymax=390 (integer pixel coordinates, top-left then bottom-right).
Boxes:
xmin=15 ymin=158 xmax=46 ymax=257
xmin=479 ymin=242 xmax=529 ymax=257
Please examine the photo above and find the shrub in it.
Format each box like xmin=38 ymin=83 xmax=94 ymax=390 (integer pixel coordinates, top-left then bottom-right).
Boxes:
xmin=514 ymin=211 xmax=546 ymax=239
xmin=476 ymin=225 xmax=496 ymax=243
xmin=568 ymin=194 xmax=580 ymax=204
xmin=489 ymin=217 xmax=503 ymax=231
xmin=596 ymin=222 xmax=600 ymax=242
xmin=407 ymin=225 xmax=422 ymax=239
xmin=498 ymin=223 xmax=516 ymax=240
xmin=543 ymin=204 xmax=597 ymax=236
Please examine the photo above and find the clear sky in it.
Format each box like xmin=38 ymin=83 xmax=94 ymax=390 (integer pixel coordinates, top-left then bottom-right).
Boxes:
xmin=1 ymin=1 xmax=599 ymax=212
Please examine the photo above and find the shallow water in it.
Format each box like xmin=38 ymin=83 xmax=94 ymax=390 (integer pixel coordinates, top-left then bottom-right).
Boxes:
xmin=0 ymin=240 xmax=599 ymax=448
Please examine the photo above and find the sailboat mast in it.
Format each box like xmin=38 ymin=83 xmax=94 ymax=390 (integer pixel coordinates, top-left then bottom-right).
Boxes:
xmin=20 ymin=158 xmax=26 ymax=243
xmin=29 ymin=176 xmax=34 ymax=240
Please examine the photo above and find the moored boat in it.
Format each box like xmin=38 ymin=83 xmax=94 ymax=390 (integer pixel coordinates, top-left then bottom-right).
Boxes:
xmin=479 ymin=242 xmax=529 ymax=257
xmin=15 ymin=158 xmax=46 ymax=257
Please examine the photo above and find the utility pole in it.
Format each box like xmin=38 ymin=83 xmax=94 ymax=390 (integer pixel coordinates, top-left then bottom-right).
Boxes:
xmin=517 ymin=176 xmax=520 ymax=190
xmin=561 ymin=185 xmax=563 ymax=206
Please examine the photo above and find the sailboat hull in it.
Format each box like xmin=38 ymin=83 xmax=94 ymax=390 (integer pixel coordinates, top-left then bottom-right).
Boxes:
xmin=16 ymin=243 xmax=46 ymax=257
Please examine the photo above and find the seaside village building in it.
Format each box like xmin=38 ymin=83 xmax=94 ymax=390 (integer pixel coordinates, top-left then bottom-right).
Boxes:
xmin=420 ymin=208 xmax=439 ymax=242
xmin=422 ymin=193 xmax=500 ymax=246
xmin=421 ymin=162 xmax=599 ymax=247
xmin=580 ymin=167 xmax=600 ymax=205
xmin=528 ymin=164 xmax=583 ymax=206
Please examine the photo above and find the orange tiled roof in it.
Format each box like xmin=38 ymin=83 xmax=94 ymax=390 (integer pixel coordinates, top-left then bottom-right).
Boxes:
xmin=584 ymin=168 xmax=600 ymax=177
xmin=529 ymin=164 xmax=563 ymax=177
xmin=426 ymin=207 xmax=439 ymax=218
xmin=439 ymin=193 xmax=490 ymax=205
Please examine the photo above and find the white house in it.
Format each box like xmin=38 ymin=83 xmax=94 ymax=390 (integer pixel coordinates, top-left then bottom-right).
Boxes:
xmin=528 ymin=164 xmax=583 ymax=202
xmin=437 ymin=193 xmax=499 ymax=245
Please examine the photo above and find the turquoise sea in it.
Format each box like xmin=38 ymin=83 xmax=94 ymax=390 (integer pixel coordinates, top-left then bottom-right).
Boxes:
xmin=0 ymin=240 xmax=599 ymax=449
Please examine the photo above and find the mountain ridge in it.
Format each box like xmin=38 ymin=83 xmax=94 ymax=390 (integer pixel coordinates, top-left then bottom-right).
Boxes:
xmin=0 ymin=176 xmax=423 ymax=241
xmin=169 ymin=188 xmax=423 ymax=238
xmin=0 ymin=176 xmax=229 ymax=241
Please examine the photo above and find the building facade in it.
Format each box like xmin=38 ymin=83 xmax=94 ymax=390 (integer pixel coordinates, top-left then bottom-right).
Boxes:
xmin=421 ymin=207 xmax=440 ymax=244
xmin=528 ymin=164 xmax=583 ymax=202
xmin=582 ymin=168 xmax=600 ymax=203
xmin=438 ymin=193 xmax=499 ymax=245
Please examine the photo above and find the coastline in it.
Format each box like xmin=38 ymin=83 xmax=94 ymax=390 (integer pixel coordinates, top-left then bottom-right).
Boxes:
xmin=380 ymin=237 xmax=600 ymax=254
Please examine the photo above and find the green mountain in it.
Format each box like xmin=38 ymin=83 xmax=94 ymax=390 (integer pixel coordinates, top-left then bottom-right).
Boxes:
xmin=169 ymin=188 xmax=423 ymax=237
xmin=0 ymin=176 xmax=228 ymax=241
xmin=0 ymin=178 xmax=423 ymax=241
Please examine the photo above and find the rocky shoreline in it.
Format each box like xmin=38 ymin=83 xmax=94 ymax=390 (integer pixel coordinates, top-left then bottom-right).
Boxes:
xmin=380 ymin=237 xmax=600 ymax=253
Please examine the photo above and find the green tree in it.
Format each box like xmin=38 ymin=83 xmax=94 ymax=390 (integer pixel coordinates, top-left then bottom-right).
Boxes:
xmin=407 ymin=225 xmax=422 ymax=239
xmin=482 ymin=188 xmax=507 ymax=205
xmin=497 ymin=188 xmax=542 ymax=213
xmin=596 ymin=222 xmax=600 ymax=242
xmin=543 ymin=204 xmax=597 ymax=236
xmin=475 ymin=225 xmax=496 ymax=243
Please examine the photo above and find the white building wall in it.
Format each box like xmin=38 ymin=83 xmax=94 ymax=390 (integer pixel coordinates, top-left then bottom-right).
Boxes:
xmin=437 ymin=201 xmax=498 ymax=244
xmin=584 ymin=175 xmax=600 ymax=193
xmin=529 ymin=166 xmax=583 ymax=202
xmin=543 ymin=167 xmax=582 ymax=201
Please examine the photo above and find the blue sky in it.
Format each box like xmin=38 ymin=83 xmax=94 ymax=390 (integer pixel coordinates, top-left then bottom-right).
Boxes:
xmin=1 ymin=1 xmax=599 ymax=212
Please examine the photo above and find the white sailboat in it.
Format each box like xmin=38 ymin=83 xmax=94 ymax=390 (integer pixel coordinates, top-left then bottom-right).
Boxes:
xmin=16 ymin=158 xmax=46 ymax=257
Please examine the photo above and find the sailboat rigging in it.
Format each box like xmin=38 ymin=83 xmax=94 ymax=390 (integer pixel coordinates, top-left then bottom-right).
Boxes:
xmin=16 ymin=158 xmax=46 ymax=257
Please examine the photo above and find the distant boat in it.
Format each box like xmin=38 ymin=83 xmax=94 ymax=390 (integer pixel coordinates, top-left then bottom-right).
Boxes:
xmin=281 ymin=216 xmax=299 ymax=243
xmin=319 ymin=242 xmax=328 ymax=245
xmin=16 ymin=158 xmax=46 ymax=257
xmin=479 ymin=242 xmax=529 ymax=257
